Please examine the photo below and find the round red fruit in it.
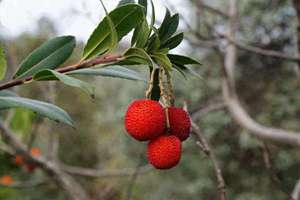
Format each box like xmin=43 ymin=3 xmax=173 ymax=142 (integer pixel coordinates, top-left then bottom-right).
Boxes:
xmin=168 ymin=107 xmax=191 ymax=141
xmin=147 ymin=135 xmax=181 ymax=169
xmin=125 ymin=99 xmax=166 ymax=141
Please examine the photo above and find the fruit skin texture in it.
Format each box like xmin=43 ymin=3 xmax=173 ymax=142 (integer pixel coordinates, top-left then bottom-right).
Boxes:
xmin=168 ymin=107 xmax=191 ymax=141
xmin=125 ymin=99 xmax=166 ymax=141
xmin=147 ymin=135 xmax=181 ymax=169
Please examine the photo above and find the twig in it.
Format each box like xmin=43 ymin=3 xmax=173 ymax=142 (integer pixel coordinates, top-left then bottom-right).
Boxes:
xmin=0 ymin=179 xmax=47 ymax=189
xmin=191 ymin=122 xmax=226 ymax=200
xmin=0 ymin=122 xmax=91 ymax=200
xmin=219 ymin=33 xmax=300 ymax=62
xmin=0 ymin=55 xmax=121 ymax=91
xmin=261 ymin=143 xmax=291 ymax=198
xmin=292 ymin=179 xmax=300 ymax=200
xmin=221 ymin=0 xmax=300 ymax=148
xmin=62 ymin=164 xmax=152 ymax=178
xmin=183 ymin=103 xmax=226 ymax=200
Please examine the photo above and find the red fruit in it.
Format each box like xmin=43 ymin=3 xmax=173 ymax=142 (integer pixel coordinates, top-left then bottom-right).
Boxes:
xmin=147 ymin=135 xmax=181 ymax=169
xmin=168 ymin=107 xmax=191 ymax=141
xmin=125 ymin=99 xmax=166 ymax=141
xmin=14 ymin=154 xmax=25 ymax=166
xmin=0 ymin=175 xmax=13 ymax=186
xmin=30 ymin=147 xmax=41 ymax=157
xmin=25 ymin=164 xmax=37 ymax=173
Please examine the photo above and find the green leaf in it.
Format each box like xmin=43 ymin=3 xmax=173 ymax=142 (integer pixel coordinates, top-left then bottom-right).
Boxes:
xmin=158 ymin=13 xmax=179 ymax=42
xmin=138 ymin=0 xmax=148 ymax=14
xmin=117 ymin=0 xmax=135 ymax=7
xmin=82 ymin=4 xmax=144 ymax=60
xmin=68 ymin=66 xmax=146 ymax=82
xmin=161 ymin=32 xmax=184 ymax=50
xmin=14 ymin=36 xmax=76 ymax=79
xmin=168 ymin=54 xmax=201 ymax=65
xmin=174 ymin=64 xmax=201 ymax=79
xmin=132 ymin=19 xmax=150 ymax=48
xmin=0 ymin=43 xmax=7 ymax=81
xmin=33 ymin=70 xmax=95 ymax=98
xmin=99 ymin=0 xmax=118 ymax=54
xmin=0 ymin=90 xmax=18 ymax=97
xmin=151 ymin=53 xmax=172 ymax=71
xmin=149 ymin=0 xmax=155 ymax=35
xmin=11 ymin=108 xmax=34 ymax=134
xmin=147 ymin=34 xmax=160 ymax=52
xmin=124 ymin=47 xmax=152 ymax=65
xmin=150 ymin=68 xmax=160 ymax=101
xmin=0 ymin=96 xmax=74 ymax=127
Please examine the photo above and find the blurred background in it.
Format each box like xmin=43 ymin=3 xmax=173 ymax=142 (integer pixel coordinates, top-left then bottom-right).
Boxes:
xmin=0 ymin=0 xmax=300 ymax=199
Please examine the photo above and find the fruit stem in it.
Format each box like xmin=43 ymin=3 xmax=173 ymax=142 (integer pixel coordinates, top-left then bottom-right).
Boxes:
xmin=165 ymin=70 xmax=175 ymax=106
xmin=145 ymin=68 xmax=156 ymax=99
xmin=159 ymin=67 xmax=171 ymax=130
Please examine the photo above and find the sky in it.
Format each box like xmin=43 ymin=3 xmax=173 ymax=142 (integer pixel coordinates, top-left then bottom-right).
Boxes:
xmin=0 ymin=0 xmax=190 ymax=42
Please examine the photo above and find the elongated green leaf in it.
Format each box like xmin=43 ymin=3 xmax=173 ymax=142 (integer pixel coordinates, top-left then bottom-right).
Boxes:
xmin=117 ymin=0 xmax=135 ymax=7
xmin=33 ymin=70 xmax=95 ymax=98
xmin=152 ymin=53 xmax=172 ymax=71
xmin=0 ymin=90 xmax=18 ymax=97
xmin=138 ymin=0 xmax=147 ymax=14
xmin=174 ymin=64 xmax=201 ymax=79
xmin=0 ymin=96 xmax=74 ymax=126
xmin=149 ymin=0 xmax=155 ymax=35
xmin=158 ymin=13 xmax=179 ymax=42
xmin=168 ymin=54 xmax=201 ymax=65
xmin=132 ymin=19 xmax=150 ymax=48
xmin=0 ymin=43 xmax=7 ymax=80
xmin=99 ymin=0 xmax=118 ymax=54
xmin=124 ymin=48 xmax=152 ymax=65
xmin=147 ymin=34 xmax=160 ymax=52
xmin=161 ymin=32 xmax=184 ymax=50
xmin=14 ymin=36 xmax=75 ymax=79
xmin=68 ymin=66 xmax=146 ymax=82
xmin=82 ymin=4 xmax=144 ymax=60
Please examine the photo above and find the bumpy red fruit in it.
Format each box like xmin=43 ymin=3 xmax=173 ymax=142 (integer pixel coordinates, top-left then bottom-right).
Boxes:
xmin=125 ymin=99 xmax=166 ymax=141
xmin=168 ymin=107 xmax=191 ymax=141
xmin=147 ymin=135 xmax=181 ymax=169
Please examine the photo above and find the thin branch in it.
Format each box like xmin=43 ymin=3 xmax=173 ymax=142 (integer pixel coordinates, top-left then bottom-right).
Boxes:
xmin=219 ymin=33 xmax=300 ymax=62
xmin=183 ymin=103 xmax=226 ymax=200
xmin=292 ymin=179 xmax=300 ymax=200
xmin=221 ymin=0 xmax=300 ymax=148
xmin=62 ymin=164 xmax=152 ymax=178
xmin=191 ymin=122 xmax=226 ymax=200
xmin=0 ymin=55 xmax=122 ymax=91
xmin=0 ymin=122 xmax=91 ymax=200
xmin=0 ymin=179 xmax=47 ymax=189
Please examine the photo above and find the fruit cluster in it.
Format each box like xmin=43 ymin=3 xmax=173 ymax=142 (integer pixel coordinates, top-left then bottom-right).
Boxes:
xmin=13 ymin=147 xmax=41 ymax=172
xmin=125 ymin=99 xmax=191 ymax=169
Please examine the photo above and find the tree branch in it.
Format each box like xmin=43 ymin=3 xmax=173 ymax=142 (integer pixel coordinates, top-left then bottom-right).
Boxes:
xmin=0 ymin=122 xmax=91 ymax=200
xmin=184 ymin=103 xmax=226 ymax=200
xmin=62 ymin=164 xmax=152 ymax=178
xmin=0 ymin=55 xmax=122 ymax=91
xmin=221 ymin=0 xmax=300 ymax=148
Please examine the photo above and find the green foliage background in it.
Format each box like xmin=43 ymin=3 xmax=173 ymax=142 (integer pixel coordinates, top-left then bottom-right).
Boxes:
xmin=0 ymin=0 xmax=300 ymax=199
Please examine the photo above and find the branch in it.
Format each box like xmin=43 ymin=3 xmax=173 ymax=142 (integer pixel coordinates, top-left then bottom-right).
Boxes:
xmin=219 ymin=33 xmax=300 ymax=62
xmin=62 ymin=164 xmax=152 ymax=178
xmin=0 ymin=122 xmax=91 ymax=200
xmin=184 ymin=103 xmax=226 ymax=200
xmin=0 ymin=55 xmax=122 ymax=91
xmin=191 ymin=122 xmax=226 ymax=200
xmin=0 ymin=179 xmax=47 ymax=189
xmin=292 ymin=179 xmax=300 ymax=200
xmin=221 ymin=0 xmax=300 ymax=148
